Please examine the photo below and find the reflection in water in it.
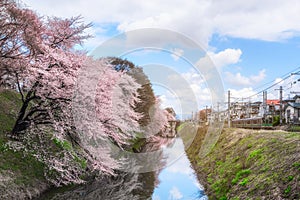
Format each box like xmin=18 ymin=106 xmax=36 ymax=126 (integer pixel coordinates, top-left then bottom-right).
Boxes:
xmin=152 ymin=138 xmax=207 ymax=200
xmin=37 ymin=137 xmax=207 ymax=200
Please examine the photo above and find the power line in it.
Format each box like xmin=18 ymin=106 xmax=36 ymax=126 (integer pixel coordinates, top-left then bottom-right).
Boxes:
xmin=231 ymin=67 xmax=300 ymax=101
xmin=232 ymin=76 xmax=287 ymax=101
xmin=252 ymin=66 xmax=300 ymax=91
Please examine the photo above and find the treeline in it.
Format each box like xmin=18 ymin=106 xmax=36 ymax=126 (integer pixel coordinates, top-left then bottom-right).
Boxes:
xmin=0 ymin=0 xmax=173 ymax=186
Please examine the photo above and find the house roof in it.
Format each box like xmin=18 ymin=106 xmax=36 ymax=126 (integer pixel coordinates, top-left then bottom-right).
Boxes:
xmin=293 ymin=95 xmax=300 ymax=100
xmin=266 ymin=99 xmax=280 ymax=105
xmin=286 ymin=102 xmax=300 ymax=109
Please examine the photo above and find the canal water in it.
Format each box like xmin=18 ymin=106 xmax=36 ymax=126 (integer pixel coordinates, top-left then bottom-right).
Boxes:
xmin=152 ymin=137 xmax=207 ymax=200
xmin=37 ymin=137 xmax=207 ymax=200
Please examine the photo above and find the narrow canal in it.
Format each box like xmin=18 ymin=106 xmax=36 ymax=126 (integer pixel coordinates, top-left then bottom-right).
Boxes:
xmin=37 ymin=137 xmax=207 ymax=200
xmin=152 ymin=137 xmax=207 ymax=200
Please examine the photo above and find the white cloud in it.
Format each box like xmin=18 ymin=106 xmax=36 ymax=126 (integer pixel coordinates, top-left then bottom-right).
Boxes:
xmin=163 ymin=139 xmax=193 ymax=175
xmin=274 ymin=77 xmax=284 ymax=85
xmin=22 ymin=0 xmax=300 ymax=49
xmin=152 ymin=195 xmax=161 ymax=200
xmin=159 ymin=92 xmax=183 ymax=118
xmin=211 ymin=0 xmax=300 ymax=41
xmin=207 ymin=48 xmax=242 ymax=68
xmin=251 ymin=69 xmax=266 ymax=82
xmin=82 ymin=26 xmax=111 ymax=51
xmin=195 ymin=48 xmax=242 ymax=83
xmin=225 ymin=69 xmax=266 ymax=87
xmin=166 ymin=156 xmax=192 ymax=175
xmin=158 ymin=68 xmax=212 ymax=116
xmin=171 ymin=48 xmax=184 ymax=61
xmin=229 ymin=87 xmax=256 ymax=98
xmin=228 ymin=87 xmax=261 ymax=102
xmin=145 ymin=69 xmax=200 ymax=117
xmin=21 ymin=0 xmax=300 ymax=107
xmin=227 ymin=74 xmax=300 ymax=101
xmin=169 ymin=187 xmax=183 ymax=200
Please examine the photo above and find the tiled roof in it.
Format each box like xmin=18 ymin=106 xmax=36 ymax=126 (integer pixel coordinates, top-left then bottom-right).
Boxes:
xmin=266 ymin=99 xmax=280 ymax=105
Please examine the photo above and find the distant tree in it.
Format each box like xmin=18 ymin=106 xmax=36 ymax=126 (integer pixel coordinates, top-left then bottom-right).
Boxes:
xmin=108 ymin=58 xmax=174 ymax=136
xmin=199 ymin=108 xmax=211 ymax=121
xmin=108 ymin=58 xmax=157 ymax=128
xmin=108 ymin=57 xmax=135 ymax=72
xmin=165 ymin=107 xmax=176 ymax=118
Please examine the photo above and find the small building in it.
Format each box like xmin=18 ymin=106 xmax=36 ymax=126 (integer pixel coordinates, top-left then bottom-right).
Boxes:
xmin=230 ymin=101 xmax=262 ymax=120
xmin=266 ymin=99 xmax=280 ymax=116
xmin=284 ymin=95 xmax=300 ymax=124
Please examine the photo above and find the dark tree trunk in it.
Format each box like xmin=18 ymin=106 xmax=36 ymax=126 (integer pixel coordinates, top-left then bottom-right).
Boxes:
xmin=11 ymin=85 xmax=38 ymax=135
xmin=11 ymin=98 xmax=31 ymax=135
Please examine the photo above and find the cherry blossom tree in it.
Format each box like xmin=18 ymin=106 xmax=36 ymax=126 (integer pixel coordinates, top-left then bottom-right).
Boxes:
xmin=1 ymin=0 xmax=177 ymax=187
xmin=96 ymin=59 xmax=142 ymax=146
xmin=0 ymin=0 xmax=44 ymax=89
xmin=142 ymin=97 xmax=169 ymax=137
xmin=108 ymin=58 xmax=174 ymax=137
xmin=0 ymin=0 xmax=91 ymax=136
xmin=73 ymin=57 xmax=143 ymax=174
xmin=0 ymin=0 xmax=94 ymax=185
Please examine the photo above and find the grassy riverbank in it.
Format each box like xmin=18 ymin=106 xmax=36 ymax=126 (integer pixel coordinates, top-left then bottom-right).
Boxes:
xmin=0 ymin=90 xmax=49 ymax=199
xmin=180 ymin=123 xmax=300 ymax=199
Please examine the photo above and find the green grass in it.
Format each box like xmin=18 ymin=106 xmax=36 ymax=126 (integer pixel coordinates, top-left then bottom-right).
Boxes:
xmin=52 ymin=137 xmax=87 ymax=170
xmin=176 ymin=123 xmax=186 ymax=132
xmin=239 ymin=178 xmax=249 ymax=186
xmin=0 ymin=89 xmax=93 ymax=199
xmin=288 ymin=125 xmax=300 ymax=132
xmin=0 ymin=90 xmax=46 ymax=185
xmin=284 ymin=185 xmax=291 ymax=194
xmin=248 ymin=149 xmax=263 ymax=159
xmin=53 ymin=138 xmax=73 ymax=151
xmin=183 ymin=127 xmax=300 ymax=199
xmin=0 ymin=89 xmax=22 ymax=133
xmin=287 ymin=175 xmax=294 ymax=182
xmin=232 ymin=169 xmax=251 ymax=185
xmin=292 ymin=162 xmax=300 ymax=171
xmin=0 ymin=90 xmax=47 ymax=186
xmin=0 ymin=146 xmax=45 ymax=185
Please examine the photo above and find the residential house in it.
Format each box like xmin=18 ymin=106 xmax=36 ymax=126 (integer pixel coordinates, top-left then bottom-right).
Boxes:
xmin=266 ymin=99 xmax=280 ymax=116
xmin=230 ymin=101 xmax=262 ymax=120
xmin=284 ymin=95 xmax=300 ymax=124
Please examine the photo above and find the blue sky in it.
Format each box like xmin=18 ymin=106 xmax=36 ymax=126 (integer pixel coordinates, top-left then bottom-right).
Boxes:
xmin=22 ymin=0 xmax=300 ymax=115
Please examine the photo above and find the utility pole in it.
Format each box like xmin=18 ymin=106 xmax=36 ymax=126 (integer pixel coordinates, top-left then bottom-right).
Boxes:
xmin=205 ymin=105 xmax=208 ymax=122
xmin=248 ymin=98 xmax=251 ymax=118
xmin=275 ymin=86 xmax=283 ymax=125
xmin=263 ymin=91 xmax=267 ymax=120
xmin=280 ymin=86 xmax=283 ymax=125
xmin=217 ymin=102 xmax=220 ymax=122
xmin=228 ymin=90 xmax=231 ymax=128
